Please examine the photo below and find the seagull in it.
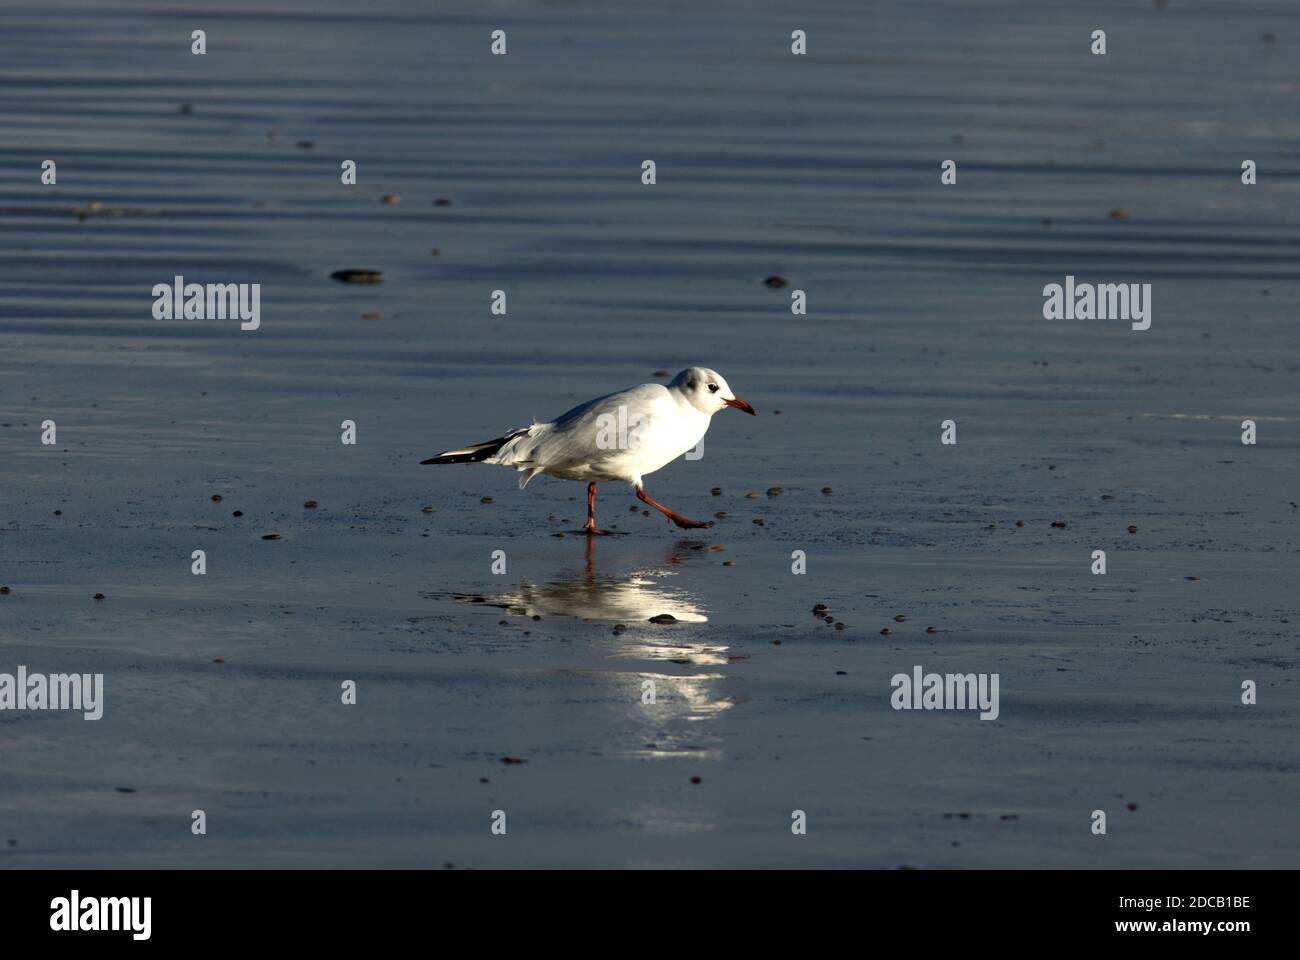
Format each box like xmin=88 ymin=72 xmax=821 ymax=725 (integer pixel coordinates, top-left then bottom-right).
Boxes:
xmin=421 ymin=367 xmax=756 ymax=534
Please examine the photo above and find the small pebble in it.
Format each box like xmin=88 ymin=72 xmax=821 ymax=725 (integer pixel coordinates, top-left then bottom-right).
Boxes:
xmin=53 ymin=510 xmax=62 ymax=516
xmin=303 ymin=500 xmax=318 ymax=509
xmin=93 ymin=593 xmax=105 ymax=600
xmin=745 ymin=492 xmax=761 ymax=499
xmin=894 ymin=614 xmax=906 ymax=622
xmin=232 ymin=510 xmax=243 ymax=517
xmin=648 ymin=614 xmax=678 ymax=624
xmin=296 ymin=140 xmax=317 ymax=150
xmin=480 ymin=497 xmax=494 ymax=504
xmin=880 ymin=628 xmax=890 ymax=635
xmin=690 ymin=776 xmax=702 ymax=784
xmin=613 ymin=624 xmax=626 ymax=635
xmin=710 ymin=487 xmax=722 ymax=495
xmin=1127 ymin=525 xmax=1138 ymax=534
xmin=0 ymin=586 xmax=9 ymax=595
xmin=1051 ymin=521 xmax=1066 ymax=529
xmin=752 ymin=518 xmax=765 ymax=526
xmin=926 ymin=626 xmax=938 ymax=634
xmin=331 ymin=269 xmax=384 ymax=284
xmin=1109 ymin=207 xmax=1130 ymax=220
xmin=1126 ymin=803 xmax=1139 ymax=812
xmin=211 ymin=494 xmax=223 ymax=502
xmin=834 ymin=622 xmax=845 ymax=630
xmin=261 ymin=533 xmax=282 ymax=540
xmin=361 ymin=311 xmax=383 ymax=321
xmin=714 ymin=512 xmax=727 ymax=518
xmin=766 ymin=487 xmax=783 ymax=496
xmin=1015 ymin=520 xmax=1024 ymax=527
xmin=433 ymin=197 xmax=452 ymax=206
xmin=821 ymin=487 xmax=832 ymax=495
xmin=501 ymin=757 xmax=526 ymax=764
xmin=381 ymin=194 xmax=400 ymax=204
xmin=764 ymin=275 xmax=787 ymax=288
xmin=421 ymin=506 xmax=435 ymax=513
xmin=722 ymin=560 xmax=734 ymax=566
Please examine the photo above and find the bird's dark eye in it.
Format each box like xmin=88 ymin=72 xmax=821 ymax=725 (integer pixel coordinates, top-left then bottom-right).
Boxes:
xmin=708 ymin=383 xmax=719 ymax=393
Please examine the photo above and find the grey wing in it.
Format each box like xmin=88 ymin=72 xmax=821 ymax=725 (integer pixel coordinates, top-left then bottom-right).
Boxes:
xmin=530 ymin=383 xmax=670 ymax=473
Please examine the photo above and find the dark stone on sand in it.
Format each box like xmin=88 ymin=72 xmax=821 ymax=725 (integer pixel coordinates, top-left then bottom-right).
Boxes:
xmin=752 ymin=518 xmax=764 ymax=526
xmin=381 ymin=194 xmax=400 ymax=204
xmin=722 ymin=560 xmax=734 ymax=566
xmin=1051 ymin=521 xmax=1066 ymax=528
xmin=648 ymin=614 xmax=678 ymax=624
xmin=500 ymin=757 xmax=526 ymax=764
xmin=232 ymin=511 xmax=243 ymax=517
xmin=261 ymin=533 xmax=282 ymax=540
xmin=0 ymin=586 xmax=9 ymax=595
xmin=211 ymin=494 xmax=222 ymax=502
xmin=303 ymin=500 xmax=318 ymax=509
xmin=764 ymin=275 xmax=787 ymax=288
xmin=296 ymin=140 xmax=317 ymax=149
xmin=894 ymin=614 xmax=907 ymax=622
xmin=361 ymin=311 xmax=383 ymax=321
xmin=766 ymin=487 xmax=782 ymax=496
xmin=821 ymin=487 xmax=832 ymax=494
xmin=331 ymin=269 xmax=385 ymax=284
xmin=1127 ymin=525 xmax=1138 ymax=533
xmin=433 ymin=197 xmax=452 ymax=206
xmin=926 ymin=626 xmax=938 ymax=634
xmin=690 ymin=776 xmax=701 ymax=784
xmin=93 ymin=593 xmax=105 ymax=600
xmin=710 ymin=487 xmax=722 ymax=495
xmin=613 ymin=624 xmax=626 ymax=634
xmin=480 ymin=497 xmax=493 ymax=504
xmin=880 ymin=628 xmax=890 ymax=635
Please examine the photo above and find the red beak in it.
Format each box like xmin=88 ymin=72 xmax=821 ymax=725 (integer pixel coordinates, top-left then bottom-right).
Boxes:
xmin=723 ymin=396 xmax=756 ymax=416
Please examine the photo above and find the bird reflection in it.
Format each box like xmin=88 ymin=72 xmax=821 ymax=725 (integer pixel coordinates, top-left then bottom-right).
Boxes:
xmin=454 ymin=538 xmax=710 ymax=624
xmin=447 ymin=538 xmax=738 ymax=763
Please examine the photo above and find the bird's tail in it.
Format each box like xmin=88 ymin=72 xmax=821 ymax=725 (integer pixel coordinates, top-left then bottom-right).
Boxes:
xmin=420 ymin=429 xmax=530 ymax=465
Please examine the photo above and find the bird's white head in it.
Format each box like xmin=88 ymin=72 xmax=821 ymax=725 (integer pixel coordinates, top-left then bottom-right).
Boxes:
xmin=669 ymin=367 xmax=756 ymax=416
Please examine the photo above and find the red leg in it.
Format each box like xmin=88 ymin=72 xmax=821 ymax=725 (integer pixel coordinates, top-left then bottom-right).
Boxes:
xmin=636 ymin=485 xmax=712 ymax=529
xmin=584 ymin=482 xmax=609 ymax=535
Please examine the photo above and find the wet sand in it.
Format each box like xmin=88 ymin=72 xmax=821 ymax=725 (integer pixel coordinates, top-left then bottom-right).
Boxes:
xmin=1 ymin=0 xmax=1298 ymax=867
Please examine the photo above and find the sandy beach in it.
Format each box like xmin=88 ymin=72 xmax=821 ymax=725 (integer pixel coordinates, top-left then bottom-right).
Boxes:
xmin=1 ymin=0 xmax=1298 ymax=868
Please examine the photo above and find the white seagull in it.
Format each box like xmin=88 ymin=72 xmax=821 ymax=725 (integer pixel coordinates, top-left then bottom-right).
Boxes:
xmin=422 ymin=367 xmax=756 ymax=534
